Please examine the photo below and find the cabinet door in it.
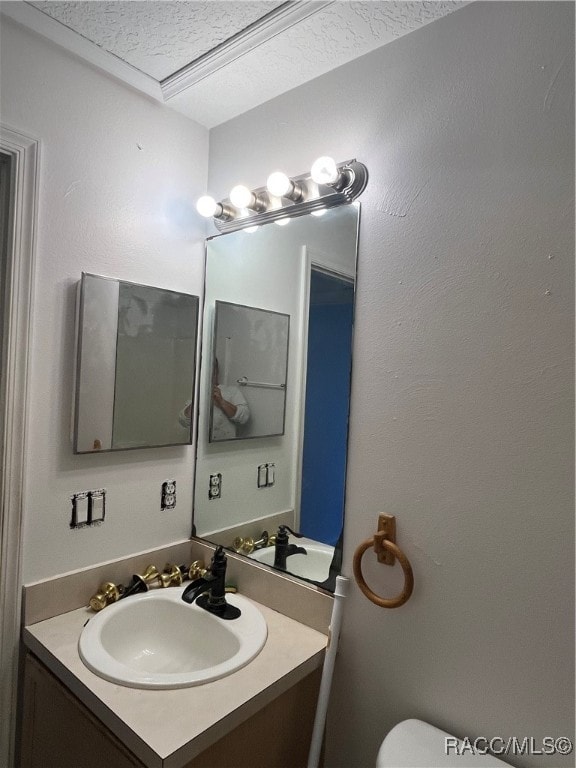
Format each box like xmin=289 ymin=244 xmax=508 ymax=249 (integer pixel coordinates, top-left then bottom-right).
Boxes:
xmin=20 ymin=654 xmax=143 ymax=768
xmin=184 ymin=669 xmax=322 ymax=768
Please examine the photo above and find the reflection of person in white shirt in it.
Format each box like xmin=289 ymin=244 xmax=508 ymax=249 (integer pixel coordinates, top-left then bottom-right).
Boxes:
xmin=178 ymin=359 xmax=250 ymax=440
xmin=210 ymin=358 xmax=250 ymax=440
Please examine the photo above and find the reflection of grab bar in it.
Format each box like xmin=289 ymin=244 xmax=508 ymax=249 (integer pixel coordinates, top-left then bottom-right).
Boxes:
xmin=236 ymin=376 xmax=285 ymax=390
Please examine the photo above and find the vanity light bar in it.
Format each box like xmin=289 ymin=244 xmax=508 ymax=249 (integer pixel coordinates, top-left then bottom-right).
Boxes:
xmin=197 ymin=158 xmax=368 ymax=234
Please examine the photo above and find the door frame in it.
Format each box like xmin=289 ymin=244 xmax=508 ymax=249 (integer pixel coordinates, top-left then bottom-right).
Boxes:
xmin=0 ymin=124 xmax=39 ymax=767
xmin=294 ymin=245 xmax=355 ymax=531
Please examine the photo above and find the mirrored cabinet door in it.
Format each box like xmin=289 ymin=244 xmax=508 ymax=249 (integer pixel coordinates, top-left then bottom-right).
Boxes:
xmin=210 ymin=301 xmax=290 ymax=442
xmin=74 ymin=273 xmax=199 ymax=453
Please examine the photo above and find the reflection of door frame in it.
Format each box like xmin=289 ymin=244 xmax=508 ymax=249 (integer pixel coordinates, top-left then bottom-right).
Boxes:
xmin=0 ymin=125 xmax=39 ymax=767
xmin=294 ymin=245 xmax=354 ymax=530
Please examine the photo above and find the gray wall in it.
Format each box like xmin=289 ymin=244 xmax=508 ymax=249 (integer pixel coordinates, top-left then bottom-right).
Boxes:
xmin=209 ymin=3 xmax=574 ymax=766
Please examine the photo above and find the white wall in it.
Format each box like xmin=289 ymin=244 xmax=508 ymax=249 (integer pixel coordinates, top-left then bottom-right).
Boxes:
xmin=209 ymin=3 xmax=574 ymax=766
xmin=0 ymin=18 xmax=208 ymax=582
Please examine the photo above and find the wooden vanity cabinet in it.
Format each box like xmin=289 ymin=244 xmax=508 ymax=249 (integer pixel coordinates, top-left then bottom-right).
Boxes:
xmin=20 ymin=653 xmax=322 ymax=768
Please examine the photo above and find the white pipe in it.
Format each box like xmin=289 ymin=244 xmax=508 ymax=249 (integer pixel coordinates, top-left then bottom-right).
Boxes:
xmin=307 ymin=575 xmax=350 ymax=768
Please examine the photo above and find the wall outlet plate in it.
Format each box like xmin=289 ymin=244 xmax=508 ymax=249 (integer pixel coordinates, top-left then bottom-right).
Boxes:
xmin=209 ymin=473 xmax=222 ymax=499
xmin=161 ymin=480 xmax=177 ymax=511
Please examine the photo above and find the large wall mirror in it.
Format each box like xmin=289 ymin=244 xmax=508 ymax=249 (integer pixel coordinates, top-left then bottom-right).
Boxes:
xmin=193 ymin=204 xmax=360 ymax=590
xmin=74 ymin=273 xmax=199 ymax=453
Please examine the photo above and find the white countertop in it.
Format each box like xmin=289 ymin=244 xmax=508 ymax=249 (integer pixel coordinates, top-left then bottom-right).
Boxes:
xmin=23 ymin=595 xmax=327 ymax=768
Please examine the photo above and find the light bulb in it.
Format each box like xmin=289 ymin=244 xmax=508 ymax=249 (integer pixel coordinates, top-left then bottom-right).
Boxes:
xmin=267 ymin=171 xmax=292 ymax=198
xmin=230 ymin=185 xmax=255 ymax=209
xmin=310 ymin=156 xmax=339 ymax=185
xmin=275 ymin=218 xmax=290 ymax=226
xmin=196 ymin=195 xmax=219 ymax=218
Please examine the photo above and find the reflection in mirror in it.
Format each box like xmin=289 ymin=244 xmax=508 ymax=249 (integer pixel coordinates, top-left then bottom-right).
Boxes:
xmin=193 ymin=204 xmax=360 ymax=590
xmin=211 ymin=301 xmax=289 ymax=442
xmin=74 ymin=273 xmax=199 ymax=453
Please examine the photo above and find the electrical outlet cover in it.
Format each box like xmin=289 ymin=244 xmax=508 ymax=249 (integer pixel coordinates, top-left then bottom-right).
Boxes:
xmin=209 ymin=473 xmax=222 ymax=499
xmin=161 ymin=480 xmax=177 ymax=510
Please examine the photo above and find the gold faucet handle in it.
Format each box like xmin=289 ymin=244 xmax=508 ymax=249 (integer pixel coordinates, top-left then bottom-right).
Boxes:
xmin=267 ymin=535 xmax=277 ymax=547
xmin=232 ymin=537 xmax=257 ymax=554
xmin=138 ymin=564 xmax=161 ymax=588
xmin=187 ymin=560 xmax=207 ymax=581
xmin=242 ymin=537 xmax=256 ymax=554
xmin=159 ymin=564 xmax=183 ymax=588
xmin=89 ymin=582 xmax=121 ymax=612
xmin=232 ymin=536 xmax=251 ymax=554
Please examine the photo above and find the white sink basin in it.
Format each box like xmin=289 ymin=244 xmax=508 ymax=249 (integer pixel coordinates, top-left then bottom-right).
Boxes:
xmin=79 ymin=586 xmax=267 ymax=689
xmin=251 ymin=540 xmax=334 ymax=582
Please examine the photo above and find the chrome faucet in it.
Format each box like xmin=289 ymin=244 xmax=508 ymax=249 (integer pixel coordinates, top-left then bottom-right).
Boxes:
xmin=181 ymin=546 xmax=241 ymax=620
xmin=273 ymin=525 xmax=307 ymax=570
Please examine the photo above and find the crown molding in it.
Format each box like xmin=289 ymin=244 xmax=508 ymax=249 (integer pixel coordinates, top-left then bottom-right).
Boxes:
xmin=1 ymin=2 xmax=163 ymax=101
xmin=1 ymin=1 xmax=334 ymax=106
xmin=161 ymin=0 xmax=334 ymax=101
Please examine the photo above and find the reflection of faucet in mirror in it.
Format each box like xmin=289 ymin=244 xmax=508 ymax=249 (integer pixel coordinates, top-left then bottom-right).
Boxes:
xmin=211 ymin=357 xmax=250 ymax=440
xmin=273 ymin=525 xmax=307 ymax=570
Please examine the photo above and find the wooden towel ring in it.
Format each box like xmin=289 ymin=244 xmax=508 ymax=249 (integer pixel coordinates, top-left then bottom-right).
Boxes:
xmin=353 ymin=533 xmax=414 ymax=609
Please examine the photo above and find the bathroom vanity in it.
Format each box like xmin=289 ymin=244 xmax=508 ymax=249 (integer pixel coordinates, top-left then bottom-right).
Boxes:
xmin=19 ymin=540 xmax=331 ymax=768
xmin=21 ymin=652 xmax=322 ymax=768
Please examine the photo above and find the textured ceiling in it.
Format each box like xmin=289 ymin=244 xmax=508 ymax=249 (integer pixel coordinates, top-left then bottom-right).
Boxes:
xmin=22 ymin=1 xmax=468 ymax=127
xmin=168 ymin=1 xmax=468 ymax=126
xmin=28 ymin=0 xmax=285 ymax=80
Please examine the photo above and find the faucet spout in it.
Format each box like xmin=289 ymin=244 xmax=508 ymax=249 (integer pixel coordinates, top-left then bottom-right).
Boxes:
xmin=181 ymin=576 xmax=213 ymax=604
xmin=287 ymin=544 xmax=307 ymax=558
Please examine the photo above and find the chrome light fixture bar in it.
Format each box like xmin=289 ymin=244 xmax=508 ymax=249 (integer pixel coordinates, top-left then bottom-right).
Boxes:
xmin=198 ymin=158 xmax=368 ymax=234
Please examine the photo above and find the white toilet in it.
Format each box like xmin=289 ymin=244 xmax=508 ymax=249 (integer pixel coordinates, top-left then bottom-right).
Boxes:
xmin=377 ymin=719 xmax=511 ymax=767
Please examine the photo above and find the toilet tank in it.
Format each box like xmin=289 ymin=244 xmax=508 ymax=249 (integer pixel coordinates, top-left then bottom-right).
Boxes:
xmin=377 ymin=720 xmax=511 ymax=767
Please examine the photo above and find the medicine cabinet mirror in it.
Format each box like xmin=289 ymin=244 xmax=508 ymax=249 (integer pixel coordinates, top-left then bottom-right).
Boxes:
xmin=210 ymin=301 xmax=290 ymax=442
xmin=74 ymin=273 xmax=199 ymax=453
xmin=193 ymin=204 xmax=360 ymax=590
